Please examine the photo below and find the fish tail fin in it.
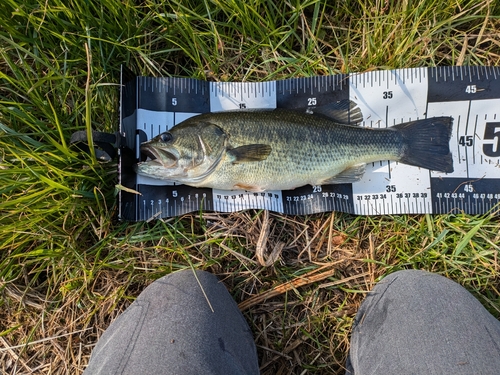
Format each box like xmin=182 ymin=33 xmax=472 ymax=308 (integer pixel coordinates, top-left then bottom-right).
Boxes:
xmin=394 ymin=117 xmax=454 ymax=173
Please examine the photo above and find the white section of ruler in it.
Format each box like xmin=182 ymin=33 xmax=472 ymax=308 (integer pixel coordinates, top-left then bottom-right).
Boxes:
xmin=427 ymin=99 xmax=500 ymax=180
xmin=350 ymin=68 xmax=428 ymax=123
xmin=136 ymin=109 xmax=200 ymax=139
xmin=210 ymin=81 xmax=277 ymax=111
xmin=136 ymin=109 xmax=172 ymax=141
xmin=352 ymin=163 xmax=433 ymax=215
xmin=212 ymin=189 xmax=284 ymax=213
xmin=349 ymin=68 xmax=434 ymax=214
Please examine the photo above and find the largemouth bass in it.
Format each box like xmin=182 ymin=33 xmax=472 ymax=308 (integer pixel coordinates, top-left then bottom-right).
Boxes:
xmin=135 ymin=101 xmax=453 ymax=192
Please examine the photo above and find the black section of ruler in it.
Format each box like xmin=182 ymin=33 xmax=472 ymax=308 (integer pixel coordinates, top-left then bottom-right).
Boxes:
xmin=427 ymin=66 xmax=500 ymax=103
xmin=136 ymin=185 xmax=213 ymax=220
xmin=119 ymin=67 xmax=138 ymax=221
xmin=118 ymin=145 xmax=142 ymax=221
xmin=137 ymin=77 xmax=210 ymax=113
xmin=276 ymin=75 xmax=349 ymax=109
xmin=120 ymin=67 xmax=137 ymax=118
xmin=282 ymin=184 xmax=354 ymax=215
xmin=430 ymin=177 xmax=500 ymax=214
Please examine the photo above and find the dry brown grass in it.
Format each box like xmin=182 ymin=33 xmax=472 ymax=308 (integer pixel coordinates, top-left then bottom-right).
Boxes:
xmin=5 ymin=209 xmax=498 ymax=374
xmin=1 ymin=210 xmax=382 ymax=374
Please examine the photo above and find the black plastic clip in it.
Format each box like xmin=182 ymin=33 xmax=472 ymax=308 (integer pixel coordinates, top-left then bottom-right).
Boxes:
xmin=69 ymin=130 xmax=126 ymax=162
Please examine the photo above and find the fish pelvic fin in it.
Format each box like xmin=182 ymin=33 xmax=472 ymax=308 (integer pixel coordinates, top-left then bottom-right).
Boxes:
xmin=395 ymin=117 xmax=454 ymax=173
xmin=227 ymin=144 xmax=272 ymax=163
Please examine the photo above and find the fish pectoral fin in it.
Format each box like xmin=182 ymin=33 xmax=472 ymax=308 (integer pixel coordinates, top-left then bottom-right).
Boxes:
xmin=309 ymin=99 xmax=363 ymax=125
xmin=227 ymin=144 xmax=272 ymax=163
xmin=320 ymin=164 xmax=366 ymax=184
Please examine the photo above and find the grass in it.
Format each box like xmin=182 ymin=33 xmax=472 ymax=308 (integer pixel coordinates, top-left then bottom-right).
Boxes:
xmin=1 ymin=0 xmax=499 ymax=373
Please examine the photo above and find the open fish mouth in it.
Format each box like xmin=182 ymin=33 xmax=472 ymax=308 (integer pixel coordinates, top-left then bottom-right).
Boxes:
xmin=140 ymin=146 xmax=178 ymax=168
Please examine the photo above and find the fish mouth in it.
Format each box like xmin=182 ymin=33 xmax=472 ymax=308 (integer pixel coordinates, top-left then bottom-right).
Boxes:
xmin=140 ymin=145 xmax=178 ymax=168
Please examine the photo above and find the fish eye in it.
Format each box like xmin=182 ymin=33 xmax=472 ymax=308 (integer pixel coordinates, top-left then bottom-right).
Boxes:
xmin=160 ymin=132 xmax=173 ymax=142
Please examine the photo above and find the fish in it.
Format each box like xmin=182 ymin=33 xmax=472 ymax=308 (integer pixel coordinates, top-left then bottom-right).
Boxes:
xmin=135 ymin=100 xmax=454 ymax=192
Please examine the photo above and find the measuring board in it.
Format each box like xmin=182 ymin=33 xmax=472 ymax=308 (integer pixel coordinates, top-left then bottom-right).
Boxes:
xmin=119 ymin=66 xmax=500 ymax=221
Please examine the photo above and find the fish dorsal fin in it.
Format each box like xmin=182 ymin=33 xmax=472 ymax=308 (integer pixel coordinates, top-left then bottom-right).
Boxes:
xmin=320 ymin=163 xmax=366 ymax=184
xmin=227 ymin=144 xmax=272 ymax=163
xmin=309 ymin=99 xmax=363 ymax=125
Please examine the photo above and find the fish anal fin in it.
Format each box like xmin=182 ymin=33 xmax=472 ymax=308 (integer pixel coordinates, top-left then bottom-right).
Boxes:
xmin=227 ymin=144 xmax=272 ymax=163
xmin=320 ymin=164 xmax=366 ymax=184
